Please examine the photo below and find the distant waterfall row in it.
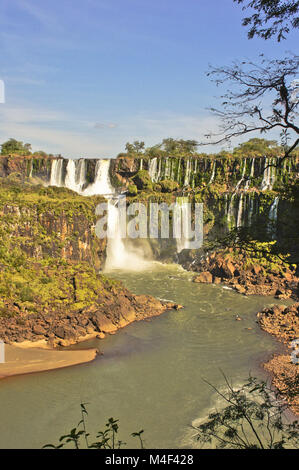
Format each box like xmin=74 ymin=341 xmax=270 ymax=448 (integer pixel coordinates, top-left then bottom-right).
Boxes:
xmin=225 ymin=191 xmax=279 ymax=234
xmin=49 ymin=158 xmax=114 ymax=196
xmin=146 ymin=155 xmax=295 ymax=191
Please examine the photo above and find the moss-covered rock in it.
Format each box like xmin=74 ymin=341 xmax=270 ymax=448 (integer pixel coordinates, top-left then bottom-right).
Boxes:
xmin=132 ymin=170 xmax=153 ymax=191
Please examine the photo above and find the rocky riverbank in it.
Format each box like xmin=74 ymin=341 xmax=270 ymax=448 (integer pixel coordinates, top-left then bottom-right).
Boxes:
xmin=182 ymin=246 xmax=298 ymax=300
xmin=0 ymin=261 xmax=179 ymax=348
xmin=257 ymin=303 xmax=299 ymax=415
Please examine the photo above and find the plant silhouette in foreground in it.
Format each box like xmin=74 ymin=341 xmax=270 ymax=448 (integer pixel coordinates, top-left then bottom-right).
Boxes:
xmin=43 ymin=403 xmax=145 ymax=449
xmin=194 ymin=375 xmax=299 ymax=449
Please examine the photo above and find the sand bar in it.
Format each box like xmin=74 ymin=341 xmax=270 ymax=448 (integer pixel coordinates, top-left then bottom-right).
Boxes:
xmin=0 ymin=344 xmax=97 ymax=379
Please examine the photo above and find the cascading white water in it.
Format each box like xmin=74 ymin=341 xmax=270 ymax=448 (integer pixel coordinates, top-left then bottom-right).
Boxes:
xmin=76 ymin=159 xmax=86 ymax=190
xmin=64 ymin=159 xmax=78 ymax=192
xmin=175 ymin=197 xmax=192 ymax=253
xmin=227 ymin=193 xmax=236 ymax=229
xmin=149 ymin=158 xmax=158 ymax=182
xmin=156 ymin=158 xmax=162 ymax=182
xmin=245 ymin=158 xmax=255 ymax=190
xmin=82 ymin=160 xmax=114 ymax=196
xmin=261 ymin=157 xmax=276 ymax=190
xmin=64 ymin=159 xmax=87 ymax=193
xmin=208 ymin=160 xmax=216 ymax=184
xmin=104 ymin=197 xmax=152 ymax=271
xmin=268 ymin=197 xmax=279 ymax=239
xmin=192 ymin=159 xmax=198 ymax=188
xmin=50 ymin=159 xmax=64 ymax=187
xmin=184 ymin=159 xmax=191 ymax=186
xmin=235 ymin=159 xmax=246 ymax=191
xmin=247 ymin=194 xmax=255 ymax=226
xmin=236 ymin=193 xmax=244 ymax=228
xmin=164 ymin=157 xmax=171 ymax=179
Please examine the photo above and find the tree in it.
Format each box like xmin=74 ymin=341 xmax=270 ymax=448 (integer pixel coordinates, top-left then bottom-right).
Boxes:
xmin=233 ymin=137 xmax=281 ymax=156
xmin=202 ymin=54 xmax=299 ymax=166
xmin=125 ymin=141 xmax=145 ymax=154
xmin=161 ymin=138 xmax=198 ymax=154
xmin=195 ymin=375 xmax=299 ymax=449
xmin=1 ymin=138 xmax=32 ymax=156
xmin=234 ymin=0 xmax=299 ymax=41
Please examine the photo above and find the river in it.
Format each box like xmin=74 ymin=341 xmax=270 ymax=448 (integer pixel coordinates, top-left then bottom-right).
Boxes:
xmin=0 ymin=263 xmax=286 ymax=448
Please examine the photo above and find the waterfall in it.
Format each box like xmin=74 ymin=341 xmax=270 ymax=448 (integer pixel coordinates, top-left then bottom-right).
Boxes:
xmin=236 ymin=193 xmax=244 ymax=228
xmin=208 ymin=160 xmax=216 ymax=184
xmin=64 ymin=160 xmax=78 ymax=192
xmin=149 ymin=158 xmax=158 ymax=182
xmin=235 ymin=159 xmax=246 ymax=191
xmin=175 ymin=197 xmax=192 ymax=253
xmin=192 ymin=159 xmax=198 ymax=188
xmin=177 ymin=158 xmax=181 ymax=183
xmin=64 ymin=159 xmax=87 ymax=193
xmin=82 ymin=160 xmax=114 ymax=196
xmin=76 ymin=159 xmax=86 ymax=190
xmin=164 ymin=158 xmax=171 ymax=179
xmin=104 ymin=196 xmax=152 ymax=271
xmin=268 ymin=197 xmax=279 ymax=239
xmin=156 ymin=158 xmax=162 ymax=182
xmin=139 ymin=159 xmax=143 ymax=170
xmin=261 ymin=157 xmax=276 ymax=190
xmin=247 ymin=193 xmax=255 ymax=226
xmin=227 ymin=193 xmax=236 ymax=229
xmin=184 ymin=159 xmax=191 ymax=186
xmin=50 ymin=159 xmax=64 ymax=187
xmin=244 ymin=158 xmax=255 ymax=190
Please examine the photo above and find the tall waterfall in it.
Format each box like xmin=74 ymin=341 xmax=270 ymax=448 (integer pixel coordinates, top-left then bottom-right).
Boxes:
xmin=104 ymin=197 xmax=152 ymax=271
xmin=245 ymin=158 xmax=255 ymax=190
xmin=50 ymin=159 xmax=64 ymax=187
xmin=261 ymin=157 xmax=276 ymax=191
xmin=235 ymin=159 xmax=246 ymax=191
xmin=164 ymin=158 xmax=171 ymax=179
xmin=268 ymin=197 xmax=279 ymax=239
xmin=149 ymin=158 xmax=158 ymax=182
xmin=227 ymin=193 xmax=236 ymax=229
xmin=175 ymin=197 xmax=192 ymax=253
xmin=208 ymin=160 xmax=216 ymax=184
xmin=236 ymin=193 xmax=244 ymax=228
xmin=64 ymin=160 xmax=78 ymax=192
xmin=184 ymin=159 xmax=191 ymax=186
xmin=82 ymin=160 xmax=114 ymax=196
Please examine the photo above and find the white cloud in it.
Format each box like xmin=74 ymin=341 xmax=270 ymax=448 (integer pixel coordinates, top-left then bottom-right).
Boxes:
xmin=0 ymin=103 xmax=227 ymax=157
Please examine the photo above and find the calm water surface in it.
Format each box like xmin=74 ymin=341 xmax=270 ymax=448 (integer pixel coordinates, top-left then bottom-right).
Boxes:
xmin=0 ymin=264 xmax=285 ymax=448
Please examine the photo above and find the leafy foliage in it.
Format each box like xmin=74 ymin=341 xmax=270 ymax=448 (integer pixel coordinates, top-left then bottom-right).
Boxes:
xmin=43 ymin=403 xmax=145 ymax=449
xmin=203 ymin=54 xmax=299 ymax=165
xmin=1 ymin=139 xmax=32 ymax=156
xmin=234 ymin=0 xmax=299 ymax=41
xmin=195 ymin=375 xmax=299 ymax=449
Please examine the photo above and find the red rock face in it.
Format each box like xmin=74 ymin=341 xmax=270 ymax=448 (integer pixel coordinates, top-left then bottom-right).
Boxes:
xmin=257 ymin=303 xmax=299 ymax=415
xmin=189 ymin=249 xmax=298 ymax=300
xmin=2 ymin=204 xmax=107 ymax=270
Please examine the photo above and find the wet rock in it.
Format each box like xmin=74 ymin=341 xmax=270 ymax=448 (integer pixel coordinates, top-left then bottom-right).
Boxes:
xmin=193 ymin=271 xmax=213 ymax=283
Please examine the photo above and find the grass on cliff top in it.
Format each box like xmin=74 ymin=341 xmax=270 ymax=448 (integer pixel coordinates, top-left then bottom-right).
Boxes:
xmin=0 ymin=175 xmax=105 ymax=219
xmin=0 ymin=251 xmax=123 ymax=317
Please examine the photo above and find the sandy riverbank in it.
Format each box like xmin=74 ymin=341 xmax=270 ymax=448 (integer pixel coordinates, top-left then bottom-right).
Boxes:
xmin=0 ymin=343 xmax=98 ymax=379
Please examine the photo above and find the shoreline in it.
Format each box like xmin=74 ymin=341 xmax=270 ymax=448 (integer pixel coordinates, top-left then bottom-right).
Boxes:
xmin=0 ymin=343 xmax=98 ymax=380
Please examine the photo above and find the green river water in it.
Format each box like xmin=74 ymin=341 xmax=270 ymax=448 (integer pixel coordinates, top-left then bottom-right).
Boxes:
xmin=0 ymin=263 xmax=287 ymax=448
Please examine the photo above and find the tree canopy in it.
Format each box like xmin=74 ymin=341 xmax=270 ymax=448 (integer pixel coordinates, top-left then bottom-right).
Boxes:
xmin=203 ymin=54 xmax=299 ymax=164
xmin=1 ymin=138 xmax=32 ymax=156
xmin=234 ymin=0 xmax=299 ymax=41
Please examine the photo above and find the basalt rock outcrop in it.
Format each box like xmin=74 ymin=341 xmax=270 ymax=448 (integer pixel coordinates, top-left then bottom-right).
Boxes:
xmin=0 ymin=261 xmax=179 ymax=347
xmin=257 ymin=303 xmax=299 ymax=415
xmin=185 ymin=247 xmax=298 ymax=299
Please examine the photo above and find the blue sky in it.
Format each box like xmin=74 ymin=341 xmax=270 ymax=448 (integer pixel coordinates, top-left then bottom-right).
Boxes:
xmin=0 ymin=0 xmax=297 ymax=157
